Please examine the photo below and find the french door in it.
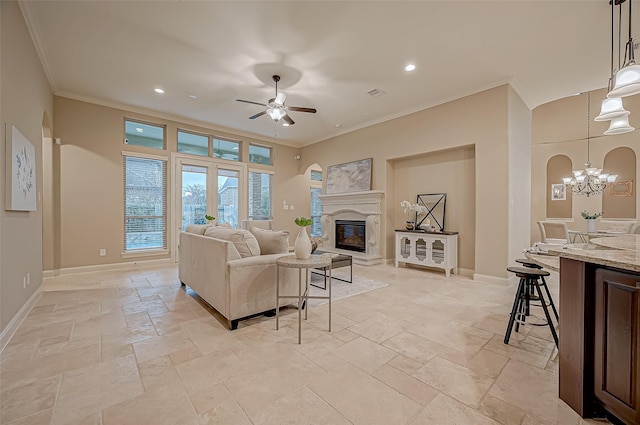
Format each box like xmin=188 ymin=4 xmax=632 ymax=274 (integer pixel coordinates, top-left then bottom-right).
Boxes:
xmin=172 ymin=154 xmax=246 ymax=261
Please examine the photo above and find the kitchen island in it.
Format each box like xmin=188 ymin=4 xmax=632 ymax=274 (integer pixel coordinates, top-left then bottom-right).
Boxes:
xmin=557 ymin=235 xmax=639 ymax=425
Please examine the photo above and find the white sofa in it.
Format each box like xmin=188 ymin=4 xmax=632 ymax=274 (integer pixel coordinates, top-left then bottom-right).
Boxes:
xmin=178 ymin=225 xmax=298 ymax=330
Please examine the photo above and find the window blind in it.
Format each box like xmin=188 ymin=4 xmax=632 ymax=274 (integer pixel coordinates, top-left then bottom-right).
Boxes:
xmin=123 ymin=155 xmax=167 ymax=251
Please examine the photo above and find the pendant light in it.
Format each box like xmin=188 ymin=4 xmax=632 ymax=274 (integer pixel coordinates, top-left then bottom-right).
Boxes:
xmin=608 ymin=0 xmax=640 ymax=97
xmin=596 ymin=0 xmax=631 ymax=121
xmin=605 ymin=114 xmax=635 ymax=134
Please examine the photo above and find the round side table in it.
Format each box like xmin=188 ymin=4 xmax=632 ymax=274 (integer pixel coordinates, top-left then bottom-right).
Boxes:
xmin=276 ymin=254 xmax=333 ymax=344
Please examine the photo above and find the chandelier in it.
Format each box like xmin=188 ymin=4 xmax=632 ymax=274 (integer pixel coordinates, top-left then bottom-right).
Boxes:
xmin=563 ymin=92 xmax=618 ymax=197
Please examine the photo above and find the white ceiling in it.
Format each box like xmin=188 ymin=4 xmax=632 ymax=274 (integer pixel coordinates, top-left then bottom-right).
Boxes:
xmin=19 ymin=1 xmax=636 ymax=146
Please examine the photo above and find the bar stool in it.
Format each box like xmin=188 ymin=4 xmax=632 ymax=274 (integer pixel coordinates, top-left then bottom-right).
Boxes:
xmin=515 ymin=259 xmax=559 ymax=321
xmin=504 ymin=266 xmax=558 ymax=347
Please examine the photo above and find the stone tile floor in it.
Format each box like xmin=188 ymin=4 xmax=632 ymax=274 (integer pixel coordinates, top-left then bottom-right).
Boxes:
xmin=0 ymin=263 xmax=612 ymax=425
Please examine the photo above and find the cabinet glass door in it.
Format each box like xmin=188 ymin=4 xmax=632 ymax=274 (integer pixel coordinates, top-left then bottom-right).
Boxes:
xmin=400 ymin=237 xmax=411 ymax=259
xmin=416 ymin=238 xmax=427 ymax=261
xmin=431 ymin=239 xmax=445 ymax=264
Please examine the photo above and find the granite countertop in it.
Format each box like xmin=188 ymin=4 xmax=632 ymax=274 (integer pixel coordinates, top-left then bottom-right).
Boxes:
xmin=553 ymin=234 xmax=640 ymax=273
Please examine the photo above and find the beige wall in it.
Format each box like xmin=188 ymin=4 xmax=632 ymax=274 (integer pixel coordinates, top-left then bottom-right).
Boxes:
xmin=532 ymin=89 xmax=640 ymax=239
xmin=1 ymin=1 xmax=54 ymax=333
xmin=52 ymin=96 xmax=303 ymax=269
xmin=390 ymin=146 xmax=476 ymax=272
xmin=602 ymin=147 xmax=636 ymax=218
xmin=507 ymin=87 xmax=532 ymax=268
xmin=546 ymin=155 xmax=572 ymax=219
xmin=301 ymin=85 xmax=531 ymax=279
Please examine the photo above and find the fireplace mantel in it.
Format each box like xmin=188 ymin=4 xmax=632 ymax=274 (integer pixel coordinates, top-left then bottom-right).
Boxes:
xmin=318 ymin=190 xmax=384 ymax=265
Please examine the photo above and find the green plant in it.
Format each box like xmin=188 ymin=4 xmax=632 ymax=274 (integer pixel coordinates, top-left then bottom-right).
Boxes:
xmin=205 ymin=214 xmax=216 ymax=221
xmin=294 ymin=217 xmax=313 ymax=227
xmin=581 ymin=210 xmax=602 ymax=220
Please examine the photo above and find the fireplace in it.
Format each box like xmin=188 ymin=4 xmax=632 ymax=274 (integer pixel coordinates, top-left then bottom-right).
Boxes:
xmin=335 ymin=220 xmax=366 ymax=253
xmin=318 ymin=190 xmax=383 ymax=265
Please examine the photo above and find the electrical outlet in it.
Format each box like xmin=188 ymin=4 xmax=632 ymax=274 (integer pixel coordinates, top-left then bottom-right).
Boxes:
xmin=100 ymin=248 xmax=106 ymax=256
xmin=290 ymin=205 xmax=295 ymax=210
xmin=283 ymin=205 xmax=289 ymax=210
xmin=23 ymin=277 xmax=26 ymax=289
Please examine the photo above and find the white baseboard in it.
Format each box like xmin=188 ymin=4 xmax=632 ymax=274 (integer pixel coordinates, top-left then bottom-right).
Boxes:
xmin=42 ymin=258 xmax=173 ymax=278
xmin=0 ymin=285 xmax=43 ymax=354
xmin=473 ymin=273 xmax=511 ymax=286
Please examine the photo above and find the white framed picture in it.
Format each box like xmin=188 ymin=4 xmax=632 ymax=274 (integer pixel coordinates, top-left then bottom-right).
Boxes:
xmin=551 ymin=183 xmax=566 ymax=201
xmin=6 ymin=125 xmax=37 ymax=211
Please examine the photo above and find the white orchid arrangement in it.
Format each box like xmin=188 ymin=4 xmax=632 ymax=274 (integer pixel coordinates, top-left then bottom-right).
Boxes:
xmin=400 ymin=200 xmax=428 ymax=222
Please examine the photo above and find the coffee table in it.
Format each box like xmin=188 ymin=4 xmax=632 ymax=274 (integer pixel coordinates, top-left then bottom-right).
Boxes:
xmin=311 ymin=250 xmax=352 ymax=290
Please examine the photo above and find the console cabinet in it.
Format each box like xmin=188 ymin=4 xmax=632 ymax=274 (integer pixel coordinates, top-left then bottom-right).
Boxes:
xmin=395 ymin=230 xmax=458 ymax=277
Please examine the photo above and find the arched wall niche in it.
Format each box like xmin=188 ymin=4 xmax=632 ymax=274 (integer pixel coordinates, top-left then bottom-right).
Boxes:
xmin=546 ymin=154 xmax=572 ymax=218
xmin=603 ymin=147 xmax=636 ymax=219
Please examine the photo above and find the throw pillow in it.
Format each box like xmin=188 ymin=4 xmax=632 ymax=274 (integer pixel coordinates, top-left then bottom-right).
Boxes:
xmin=185 ymin=224 xmax=213 ymax=235
xmin=250 ymin=227 xmax=290 ymax=255
xmin=204 ymin=227 xmax=261 ymax=258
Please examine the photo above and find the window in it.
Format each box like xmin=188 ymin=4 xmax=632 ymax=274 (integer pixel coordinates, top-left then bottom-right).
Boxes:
xmin=310 ymin=187 xmax=323 ymax=237
xmin=123 ymin=154 xmax=167 ymax=251
xmin=218 ymin=168 xmax=239 ymax=228
xmin=214 ymin=138 xmax=240 ymax=161
xmin=310 ymin=169 xmax=323 ymax=237
xmin=178 ymin=130 xmax=208 ymax=156
xmin=181 ymin=164 xmax=207 ymax=230
xmin=248 ymin=171 xmax=272 ymax=220
xmin=125 ymin=119 xmax=165 ymax=149
xmin=249 ymin=144 xmax=272 ymax=165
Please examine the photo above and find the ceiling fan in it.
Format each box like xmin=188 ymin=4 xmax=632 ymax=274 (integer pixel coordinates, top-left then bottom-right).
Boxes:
xmin=236 ymin=75 xmax=317 ymax=126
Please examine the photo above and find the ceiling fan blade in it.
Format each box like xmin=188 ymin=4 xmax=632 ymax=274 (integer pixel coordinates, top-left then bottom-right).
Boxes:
xmin=275 ymin=92 xmax=286 ymax=105
xmin=236 ymin=99 xmax=267 ymax=107
xmin=286 ymin=106 xmax=317 ymax=114
xmin=283 ymin=114 xmax=295 ymax=125
xmin=249 ymin=111 xmax=266 ymax=119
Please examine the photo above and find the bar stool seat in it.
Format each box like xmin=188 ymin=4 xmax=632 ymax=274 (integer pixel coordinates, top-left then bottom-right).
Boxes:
xmin=504 ymin=266 xmax=558 ymax=347
xmin=515 ymin=258 xmax=542 ymax=269
xmin=514 ymin=259 xmax=559 ymax=321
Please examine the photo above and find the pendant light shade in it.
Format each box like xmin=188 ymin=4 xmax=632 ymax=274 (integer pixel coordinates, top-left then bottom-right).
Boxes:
xmin=594 ymin=96 xmax=630 ymax=121
xmin=607 ymin=61 xmax=640 ymax=98
xmin=604 ymin=114 xmax=635 ymax=135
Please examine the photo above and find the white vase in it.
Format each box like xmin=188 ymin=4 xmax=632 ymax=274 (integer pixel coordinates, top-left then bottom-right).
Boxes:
xmin=294 ymin=227 xmax=312 ymax=260
xmin=587 ymin=219 xmax=596 ymax=233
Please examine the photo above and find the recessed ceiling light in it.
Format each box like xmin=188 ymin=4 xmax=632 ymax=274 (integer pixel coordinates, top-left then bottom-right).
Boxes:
xmin=154 ymin=88 xmax=165 ymax=94
xmin=404 ymin=64 xmax=416 ymax=72
xmin=136 ymin=128 xmax=144 ymax=133
xmin=335 ymin=124 xmax=342 ymax=128
xmin=282 ymin=123 xmax=290 ymax=127
xmin=189 ymin=94 xmax=197 ymax=99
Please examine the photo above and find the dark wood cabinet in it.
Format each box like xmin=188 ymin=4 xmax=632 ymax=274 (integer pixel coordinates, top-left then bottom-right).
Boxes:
xmin=594 ymin=269 xmax=640 ymax=425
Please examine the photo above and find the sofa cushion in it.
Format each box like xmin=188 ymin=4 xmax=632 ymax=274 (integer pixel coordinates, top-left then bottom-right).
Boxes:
xmin=185 ymin=224 xmax=213 ymax=235
xmin=250 ymin=227 xmax=290 ymax=255
xmin=204 ymin=227 xmax=261 ymax=258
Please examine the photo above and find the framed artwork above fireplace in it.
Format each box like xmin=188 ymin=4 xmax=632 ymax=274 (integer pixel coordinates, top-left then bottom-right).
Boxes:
xmin=326 ymin=158 xmax=372 ymax=194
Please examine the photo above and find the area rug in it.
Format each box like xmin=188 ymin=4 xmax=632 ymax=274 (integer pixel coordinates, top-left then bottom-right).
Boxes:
xmin=307 ymin=269 xmax=389 ymax=307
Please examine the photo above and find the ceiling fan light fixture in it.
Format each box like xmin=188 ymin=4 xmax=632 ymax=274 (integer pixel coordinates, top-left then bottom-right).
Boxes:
xmin=267 ymin=107 xmax=286 ymax=121
xmin=604 ymin=114 xmax=635 ymax=135
xmin=274 ymin=92 xmax=286 ymax=105
xmin=594 ymin=97 xmax=630 ymax=121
